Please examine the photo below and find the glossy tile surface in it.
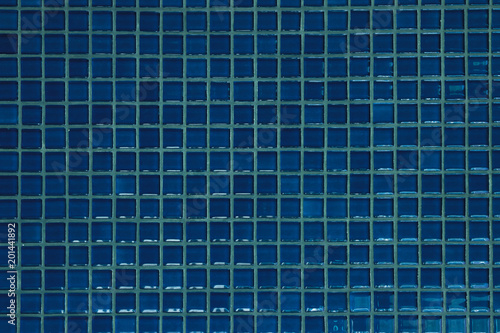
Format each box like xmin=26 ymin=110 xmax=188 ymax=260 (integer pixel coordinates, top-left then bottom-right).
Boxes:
xmin=0 ymin=0 xmax=500 ymax=332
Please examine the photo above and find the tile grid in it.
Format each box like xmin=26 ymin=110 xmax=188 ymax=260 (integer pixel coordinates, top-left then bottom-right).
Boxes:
xmin=0 ymin=0 xmax=499 ymax=332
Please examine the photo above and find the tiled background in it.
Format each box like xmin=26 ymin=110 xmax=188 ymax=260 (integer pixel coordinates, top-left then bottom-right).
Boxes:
xmin=1 ymin=0 xmax=500 ymax=332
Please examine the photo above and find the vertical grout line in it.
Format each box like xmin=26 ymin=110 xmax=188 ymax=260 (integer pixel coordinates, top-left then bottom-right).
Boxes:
xmin=41 ymin=0 xmax=48 ymax=327
xmin=487 ymin=2 xmax=494 ymax=328
xmin=252 ymin=0 xmax=258 ymax=330
xmin=299 ymin=3 xmax=305 ymax=332
xmin=158 ymin=1 xmax=164 ymax=332
xmin=369 ymin=6 xmax=374 ymax=331
xmin=205 ymin=2 xmax=211 ymax=331
xmin=345 ymin=2 xmax=351 ymax=329
xmin=6 ymin=0 xmax=500 ymax=331
xmin=15 ymin=2 xmax=22 ymax=332
xmin=134 ymin=0 xmax=139 ymax=328
xmin=87 ymin=6 xmax=94 ymax=330
xmin=181 ymin=0 xmax=187 ymax=330
xmin=276 ymin=0 xmax=282 ymax=327
xmin=463 ymin=5 xmax=470 ymax=333
xmin=439 ymin=3 xmax=447 ymax=331
xmin=321 ymin=3 xmax=328 ymax=332
xmin=392 ymin=1 xmax=399 ymax=331
xmin=229 ymin=3 xmax=236 ymax=332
